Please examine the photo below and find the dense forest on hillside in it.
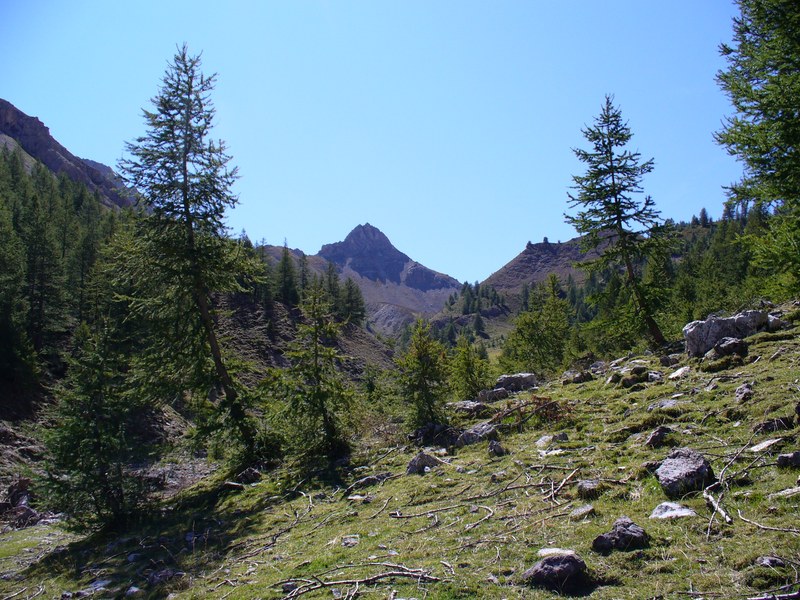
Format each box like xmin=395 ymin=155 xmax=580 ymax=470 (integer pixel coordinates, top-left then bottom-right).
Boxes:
xmin=0 ymin=5 xmax=799 ymax=598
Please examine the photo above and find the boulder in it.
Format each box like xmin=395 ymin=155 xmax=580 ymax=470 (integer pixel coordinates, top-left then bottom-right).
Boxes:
xmin=344 ymin=472 xmax=392 ymax=494
xmin=569 ymin=504 xmax=596 ymax=520
xmin=649 ymin=502 xmax=697 ymax=519
xmin=683 ymin=310 xmax=772 ymax=358
xmin=495 ymin=373 xmax=537 ymax=392
xmin=655 ymin=448 xmax=715 ymax=498
xmin=235 ymin=467 xmax=261 ymax=484
xmin=704 ymin=337 xmax=748 ymax=360
xmin=668 ymin=366 xmax=691 ymax=380
xmin=521 ymin=549 xmax=589 ymax=591
xmin=755 ymin=556 xmax=786 ymax=568
xmin=406 ymin=452 xmax=443 ymax=475
xmin=455 ymin=422 xmax=498 ymax=448
xmin=592 ymin=516 xmax=649 ymax=554
xmin=408 ymin=422 xmax=461 ymax=447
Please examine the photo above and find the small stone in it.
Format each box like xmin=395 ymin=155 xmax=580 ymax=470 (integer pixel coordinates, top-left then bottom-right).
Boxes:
xmin=235 ymin=467 xmax=261 ymax=484
xmin=569 ymin=504 xmax=595 ymax=520
xmin=735 ymin=383 xmax=754 ymax=403
xmin=282 ymin=582 xmax=298 ymax=593
xmin=648 ymin=398 xmax=681 ymax=412
xmin=535 ymin=435 xmax=553 ymax=448
xmin=755 ymin=556 xmax=786 ymax=568
xmin=668 ymin=366 xmax=691 ymax=380
xmin=777 ymin=451 xmax=800 ymax=468
xmin=592 ymin=516 xmax=649 ymax=554
xmin=488 ymin=440 xmax=508 ymax=457
xmin=644 ymin=426 xmax=673 ymax=448
xmin=406 ymin=452 xmax=443 ymax=475
xmin=649 ymin=502 xmax=697 ymax=519
xmin=125 ymin=587 xmax=143 ymax=597
xmin=521 ymin=550 xmax=589 ymax=591
xmin=552 ymin=432 xmax=569 ymax=442
xmin=342 ymin=535 xmax=360 ymax=547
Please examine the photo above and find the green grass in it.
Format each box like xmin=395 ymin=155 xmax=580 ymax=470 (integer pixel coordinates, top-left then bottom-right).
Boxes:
xmin=1 ymin=325 xmax=799 ymax=599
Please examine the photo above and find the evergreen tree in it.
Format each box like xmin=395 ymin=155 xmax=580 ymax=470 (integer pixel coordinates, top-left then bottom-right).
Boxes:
xmin=396 ymin=320 xmax=448 ymax=427
xmin=716 ymin=0 xmax=800 ymax=292
xmin=449 ymin=334 xmax=491 ymax=401
xmin=565 ymin=95 xmax=668 ymax=345
xmin=277 ymin=283 xmax=352 ymax=459
xmin=43 ymin=325 xmax=150 ymax=528
xmin=120 ymin=45 xmax=257 ymax=454
xmin=277 ymin=243 xmax=300 ymax=307
xmin=340 ymin=277 xmax=366 ymax=325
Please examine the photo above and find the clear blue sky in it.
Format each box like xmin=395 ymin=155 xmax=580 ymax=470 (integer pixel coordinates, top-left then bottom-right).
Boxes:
xmin=2 ymin=1 xmax=742 ymax=283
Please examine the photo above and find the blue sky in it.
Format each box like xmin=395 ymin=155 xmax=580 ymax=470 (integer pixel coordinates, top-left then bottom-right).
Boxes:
xmin=2 ymin=1 xmax=741 ymax=282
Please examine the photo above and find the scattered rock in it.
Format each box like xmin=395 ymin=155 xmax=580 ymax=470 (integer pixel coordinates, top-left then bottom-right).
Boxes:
xmin=344 ymin=472 xmax=393 ymax=495
xmin=125 ymin=586 xmax=144 ymax=597
xmin=455 ymin=422 xmax=498 ymax=448
xmin=649 ymin=502 xmax=697 ymax=519
xmin=447 ymin=400 xmax=491 ymax=417
xmin=648 ymin=371 xmax=664 ymax=383
xmin=668 ymin=366 xmax=691 ymax=380
xmin=777 ymin=452 xmax=800 ymax=468
xmin=341 ymin=534 xmax=360 ymax=547
xmin=406 ymin=452 xmax=443 ymax=475
xmin=577 ymin=480 xmax=604 ymax=500
xmin=707 ymin=337 xmax=748 ymax=359
xmin=735 ymin=383 xmax=754 ymax=403
xmin=495 ymin=373 xmax=538 ymax=392
xmin=660 ymin=355 xmax=681 ymax=367
xmin=147 ymin=568 xmax=183 ymax=587
xmin=644 ymin=426 xmax=673 ymax=448
xmin=553 ymin=432 xmax=569 ymax=442
xmin=683 ymin=310 xmax=774 ymax=357
xmin=755 ymin=556 xmax=786 ymax=568
xmin=751 ymin=439 xmax=785 ymax=455
xmin=488 ymin=440 xmax=508 ymax=457
xmin=569 ymin=504 xmax=595 ymax=520
xmin=282 ymin=582 xmax=299 ymax=593
xmin=753 ymin=416 xmax=794 ymax=434
xmin=655 ymin=448 xmax=715 ymax=498
xmin=592 ymin=516 xmax=649 ymax=554
xmin=235 ymin=467 xmax=261 ymax=484
xmin=562 ymin=370 xmax=593 ymax=385
xmin=6 ymin=477 xmax=32 ymax=507
xmin=648 ymin=398 xmax=683 ymax=412
xmin=408 ymin=423 xmax=461 ymax=447
xmin=521 ymin=549 xmax=590 ymax=591
xmin=535 ymin=435 xmax=553 ymax=448
xmin=477 ymin=388 xmax=510 ymax=403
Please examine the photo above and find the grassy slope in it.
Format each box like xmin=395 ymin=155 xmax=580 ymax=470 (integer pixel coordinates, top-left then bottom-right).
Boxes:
xmin=1 ymin=327 xmax=799 ymax=599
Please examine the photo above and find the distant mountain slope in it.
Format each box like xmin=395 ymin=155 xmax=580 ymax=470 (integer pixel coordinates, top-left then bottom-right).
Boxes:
xmin=318 ymin=224 xmax=462 ymax=334
xmin=483 ymin=237 xmax=600 ymax=296
xmin=0 ymin=98 xmax=134 ymax=209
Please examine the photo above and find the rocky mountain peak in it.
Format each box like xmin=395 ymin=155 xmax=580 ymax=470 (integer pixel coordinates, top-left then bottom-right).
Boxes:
xmin=319 ymin=223 xmax=411 ymax=284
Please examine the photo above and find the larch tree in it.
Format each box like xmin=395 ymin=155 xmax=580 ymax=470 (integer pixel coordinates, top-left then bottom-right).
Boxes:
xmin=716 ymin=0 xmax=800 ymax=293
xmin=120 ymin=45 xmax=257 ymax=454
xmin=565 ymin=95 xmax=667 ymax=346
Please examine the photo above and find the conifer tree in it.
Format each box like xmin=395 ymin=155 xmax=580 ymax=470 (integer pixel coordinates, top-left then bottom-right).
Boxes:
xmin=565 ymin=96 xmax=667 ymax=345
xmin=449 ymin=334 xmax=491 ymax=401
xmin=716 ymin=0 xmax=800 ymax=292
xmin=396 ymin=320 xmax=448 ymax=426
xmin=120 ymin=45 xmax=257 ymax=454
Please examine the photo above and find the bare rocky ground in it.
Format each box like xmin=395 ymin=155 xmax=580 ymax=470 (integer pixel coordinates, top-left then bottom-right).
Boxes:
xmin=0 ymin=306 xmax=799 ymax=599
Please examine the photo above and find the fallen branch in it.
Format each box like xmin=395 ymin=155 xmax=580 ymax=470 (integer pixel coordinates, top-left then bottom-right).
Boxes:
xmin=368 ymin=496 xmax=392 ymax=520
xmin=738 ymin=510 xmax=800 ymax=534
xmin=282 ymin=564 xmax=440 ymax=599
xmin=1 ymin=587 xmax=27 ymax=600
xmin=543 ymin=468 xmax=579 ymax=502
xmin=464 ymin=505 xmax=495 ymax=531
xmin=389 ymin=504 xmax=462 ymax=519
xmin=703 ymin=485 xmax=733 ymax=530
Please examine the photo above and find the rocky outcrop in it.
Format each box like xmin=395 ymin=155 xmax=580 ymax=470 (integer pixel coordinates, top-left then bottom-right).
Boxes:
xmin=495 ymin=373 xmax=537 ymax=391
xmin=406 ymin=452 xmax=443 ymax=475
xmin=0 ymin=98 xmax=134 ymax=209
xmin=683 ymin=310 xmax=787 ymax=357
xmin=454 ymin=422 xmax=498 ymax=448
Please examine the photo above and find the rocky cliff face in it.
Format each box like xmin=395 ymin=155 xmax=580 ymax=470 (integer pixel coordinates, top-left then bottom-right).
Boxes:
xmin=0 ymin=98 xmax=134 ymax=209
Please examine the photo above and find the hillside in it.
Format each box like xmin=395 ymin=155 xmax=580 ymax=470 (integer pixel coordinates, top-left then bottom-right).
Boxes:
xmin=0 ymin=98 xmax=134 ymax=209
xmin=1 ymin=308 xmax=798 ymax=598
